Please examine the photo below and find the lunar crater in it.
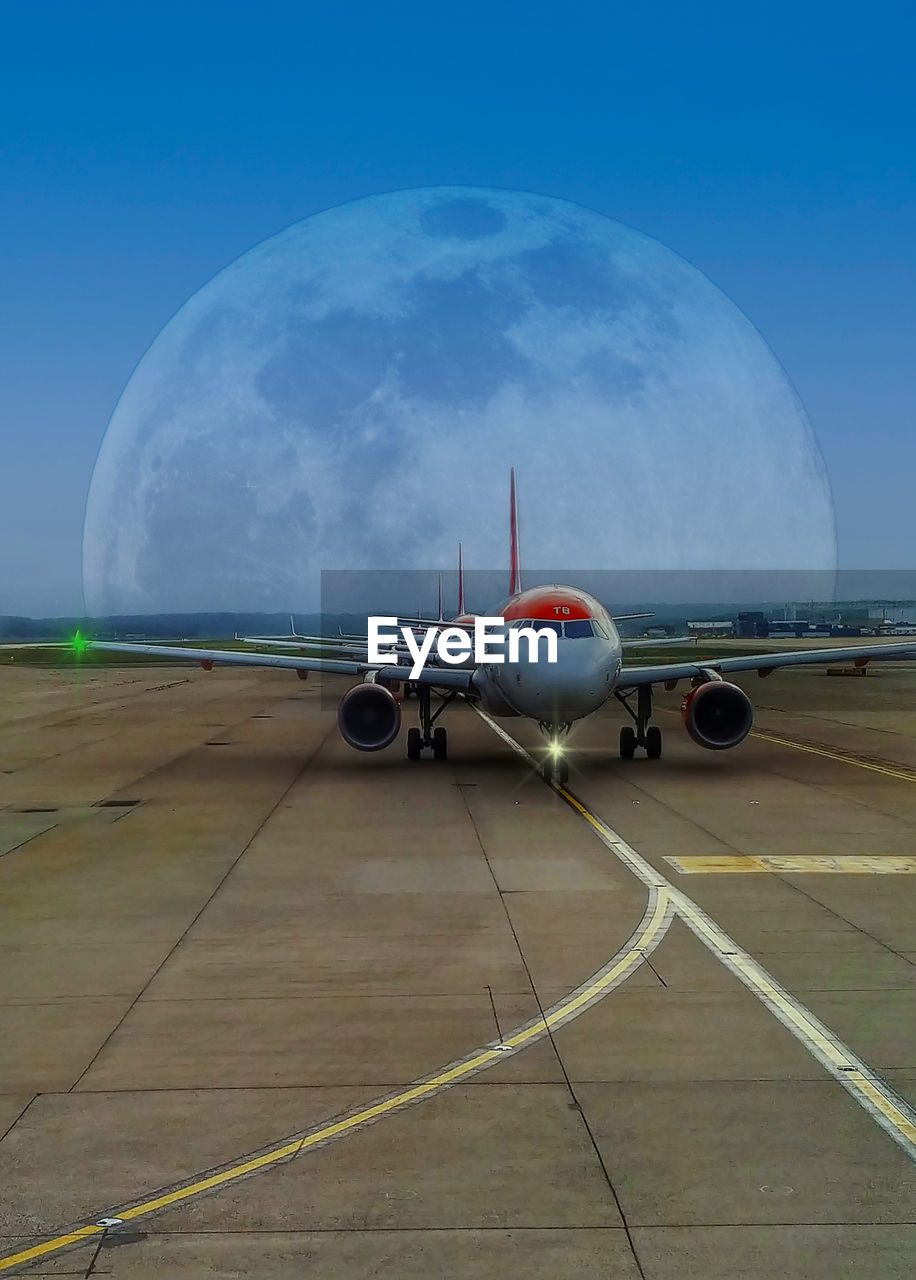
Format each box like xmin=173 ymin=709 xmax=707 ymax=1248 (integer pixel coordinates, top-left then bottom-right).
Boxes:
xmin=83 ymin=186 xmax=836 ymax=614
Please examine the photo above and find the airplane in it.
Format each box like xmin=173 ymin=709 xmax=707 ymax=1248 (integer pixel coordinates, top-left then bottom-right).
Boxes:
xmin=234 ymin=564 xmax=465 ymax=693
xmin=239 ymin=566 xmax=462 ymax=666
xmin=238 ymin=561 xmax=457 ymax=654
xmin=79 ymin=470 xmax=916 ymax=785
xmin=239 ymin=535 xmax=674 ymax=672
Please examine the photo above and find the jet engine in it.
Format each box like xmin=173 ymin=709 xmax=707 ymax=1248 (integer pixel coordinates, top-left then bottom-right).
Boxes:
xmin=337 ymin=682 xmax=402 ymax=752
xmin=681 ymin=680 xmax=753 ymax=750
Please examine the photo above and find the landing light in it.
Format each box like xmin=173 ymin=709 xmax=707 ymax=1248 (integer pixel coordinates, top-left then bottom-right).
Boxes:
xmin=70 ymin=629 xmax=89 ymax=657
xmin=548 ymin=739 xmax=564 ymax=757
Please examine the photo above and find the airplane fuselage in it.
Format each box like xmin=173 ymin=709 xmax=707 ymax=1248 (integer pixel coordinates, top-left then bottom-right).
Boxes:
xmin=471 ymin=585 xmax=622 ymax=727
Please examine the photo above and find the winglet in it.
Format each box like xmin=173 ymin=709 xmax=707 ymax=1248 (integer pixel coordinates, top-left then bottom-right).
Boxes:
xmin=509 ymin=468 xmax=522 ymax=596
xmin=457 ymin=542 xmax=465 ymax=616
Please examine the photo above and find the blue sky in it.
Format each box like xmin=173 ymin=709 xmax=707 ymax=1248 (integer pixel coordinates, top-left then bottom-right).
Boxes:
xmin=1 ymin=0 xmax=913 ymax=614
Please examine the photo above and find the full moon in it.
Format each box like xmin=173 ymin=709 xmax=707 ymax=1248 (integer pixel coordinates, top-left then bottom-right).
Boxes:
xmin=83 ymin=187 xmax=836 ymax=614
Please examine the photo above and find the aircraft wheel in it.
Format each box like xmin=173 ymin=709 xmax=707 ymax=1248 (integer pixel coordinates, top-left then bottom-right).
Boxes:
xmin=646 ymin=726 xmax=663 ymax=759
xmin=407 ymin=727 xmax=422 ymax=760
xmin=619 ymin=726 xmax=636 ymax=759
xmin=432 ymin=727 xmax=448 ymax=760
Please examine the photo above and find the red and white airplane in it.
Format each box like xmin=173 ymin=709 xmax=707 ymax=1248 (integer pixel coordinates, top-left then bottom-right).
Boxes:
xmin=86 ymin=470 xmax=916 ymax=784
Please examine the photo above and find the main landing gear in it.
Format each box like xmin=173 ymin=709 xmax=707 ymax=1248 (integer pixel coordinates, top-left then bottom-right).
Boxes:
xmin=406 ymin=686 xmax=454 ymax=761
xmin=615 ymin=684 xmax=663 ymax=760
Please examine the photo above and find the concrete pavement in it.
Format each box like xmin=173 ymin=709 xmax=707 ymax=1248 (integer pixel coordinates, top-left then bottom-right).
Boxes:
xmin=1 ymin=659 xmax=915 ymax=1276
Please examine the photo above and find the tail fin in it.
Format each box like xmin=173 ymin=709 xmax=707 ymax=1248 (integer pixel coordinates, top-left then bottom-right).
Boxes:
xmin=509 ymin=467 xmax=522 ymax=596
xmin=457 ymin=542 xmax=465 ymax=616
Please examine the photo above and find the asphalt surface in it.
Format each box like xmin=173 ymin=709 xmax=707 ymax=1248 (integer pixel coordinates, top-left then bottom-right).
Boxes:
xmin=1 ymin=655 xmax=916 ymax=1278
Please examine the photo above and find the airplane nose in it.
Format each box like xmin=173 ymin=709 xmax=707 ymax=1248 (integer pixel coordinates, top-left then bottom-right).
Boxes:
xmin=502 ymin=649 xmax=608 ymax=722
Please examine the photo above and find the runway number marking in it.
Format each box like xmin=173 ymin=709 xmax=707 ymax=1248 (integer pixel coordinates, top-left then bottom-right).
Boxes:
xmin=665 ymin=854 xmax=916 ymax=874
xmin=475 ymin=709 xmax=916 ymax=1167
xmin=0 ymin=865 xmax=674 ymax=1273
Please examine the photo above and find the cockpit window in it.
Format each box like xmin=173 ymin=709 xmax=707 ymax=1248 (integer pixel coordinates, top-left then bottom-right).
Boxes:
xmin=510 ymin=618 xmax=562 ymax=635
xmin=563 ymin=619 xmax=594 ymax=638
xmin=509 ymin=618 xmax=600 ymax=637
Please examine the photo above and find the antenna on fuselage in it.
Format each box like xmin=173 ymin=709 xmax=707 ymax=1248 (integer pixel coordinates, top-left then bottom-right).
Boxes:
xmin=509 ymin=467 xmax=522 ymax=596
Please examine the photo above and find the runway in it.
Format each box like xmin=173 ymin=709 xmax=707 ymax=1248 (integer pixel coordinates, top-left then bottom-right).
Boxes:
xmin=2 ymin=659 xmax=916 ymax=1277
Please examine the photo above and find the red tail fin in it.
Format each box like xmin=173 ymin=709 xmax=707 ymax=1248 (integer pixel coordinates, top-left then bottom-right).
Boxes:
xmin=457 ymin=542 xmax=465 ymax=616
xmin=509 ymin=467 xmax=522 ymax=596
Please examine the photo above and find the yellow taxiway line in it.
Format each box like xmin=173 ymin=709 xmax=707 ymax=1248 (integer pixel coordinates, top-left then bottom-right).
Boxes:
xmin=655 ymin=702 xmax=916 ymax=784
xmin=653 ymin=706 xmax=916 ymax=785
xmin=474 ymin=709 xmax=916 ymax=1165
xmin=665 ymin=854 xmax=916 ymax=874
xmin=0 ymin=873 xmax=673 ymax=1273
xmin=750 ymin=728 xmax=916 ymax=784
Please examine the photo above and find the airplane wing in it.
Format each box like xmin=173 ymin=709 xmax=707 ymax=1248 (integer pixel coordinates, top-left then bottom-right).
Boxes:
xmin=240 ymin=615 xmax=311 ymax=642
xmin=618 ymin=639 xmax=916 ymax=687
xmin=243 ymin=623 xmax=446 ymax=646
xmin=240 ymin=636 xmax=370 ymax=652
xmin=84 ymin=641 xmax=474 ymax=691
xmin=239 ymin=636 xmax=425 ymax=664
xmin=621 ymin=636 xmax=692 ymax=649
xmin=242 ymin=616 xmax=407 ymax=646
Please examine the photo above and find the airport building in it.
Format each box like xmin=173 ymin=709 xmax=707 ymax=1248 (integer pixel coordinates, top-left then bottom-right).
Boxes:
xmin=783 ymin=600 xmax=916 ymax=638
xmin=736 ymin=611 xmax=769 ymax=638
xmin=686 ymin=620 xmax=735 ymax=638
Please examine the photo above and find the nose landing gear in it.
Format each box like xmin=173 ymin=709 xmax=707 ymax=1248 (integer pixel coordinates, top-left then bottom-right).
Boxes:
xmin=539 ymin=723 xmax=571 ymax=786
xmin=615 ymin=685 xmax=663 ymax=759
xmin=543 ymin=753 xmax=569 ymax=786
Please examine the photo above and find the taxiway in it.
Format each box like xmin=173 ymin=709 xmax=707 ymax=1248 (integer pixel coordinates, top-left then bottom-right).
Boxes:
xmin=2 ymin=656 xmax=916 ymax=1277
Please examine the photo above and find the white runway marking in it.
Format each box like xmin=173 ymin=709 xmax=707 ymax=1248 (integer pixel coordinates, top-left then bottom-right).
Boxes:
xmin=476 ymin=707 xmax=916 ymax=1165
